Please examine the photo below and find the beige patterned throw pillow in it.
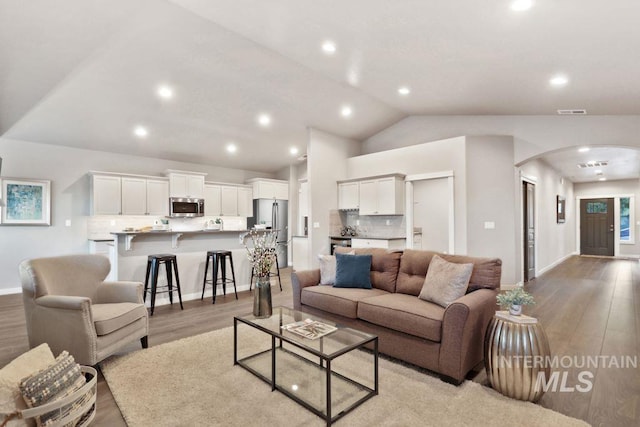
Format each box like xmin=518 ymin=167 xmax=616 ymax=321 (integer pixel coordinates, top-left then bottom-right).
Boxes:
xmin=419 ymin=255 xmax=473 ymax=307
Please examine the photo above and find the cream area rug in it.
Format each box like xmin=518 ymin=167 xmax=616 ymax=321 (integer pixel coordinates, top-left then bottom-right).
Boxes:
xmin=100 ymin=325 xmax=588 ymax=427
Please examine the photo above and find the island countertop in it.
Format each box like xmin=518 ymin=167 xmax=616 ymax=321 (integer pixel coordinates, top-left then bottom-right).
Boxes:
xmin=110 ymin=229 xmax=252 ymax=236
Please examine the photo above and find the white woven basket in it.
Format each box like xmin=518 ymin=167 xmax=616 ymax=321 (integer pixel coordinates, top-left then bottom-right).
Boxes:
xmin=1 ymin=366 xmax=97 ymax=427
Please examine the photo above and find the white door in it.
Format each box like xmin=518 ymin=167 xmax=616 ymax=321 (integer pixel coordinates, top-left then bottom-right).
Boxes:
xmin=413 ymin=178 xmax=450 ymax=253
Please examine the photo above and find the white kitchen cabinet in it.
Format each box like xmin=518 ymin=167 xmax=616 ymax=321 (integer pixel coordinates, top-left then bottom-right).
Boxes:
xmin=338 ymin=182 xmax=359 ymax=210
xmin=247 ymin=178 xmax=289 ymax=200
xmin=358 ymin=175 xmax=404 ymax=215
xmin=146 ymin=179 xmax=169 ymax=216
xmin=221 ymin=186 xmax=238 ymax=216
xmin=167 ymin=171 xmax=206 ymax=198
xmin=91 ymin=175 xmax=122 ymax=215
xmin=204 ymin=184 xmax=222 ymax=216
xmin=237 ymin=186 xmax=253 ymax=217
xmin=121 ymin=177 xmax=147 ymax=215
xmin=351 ymin=238 xmax=406 ymax=250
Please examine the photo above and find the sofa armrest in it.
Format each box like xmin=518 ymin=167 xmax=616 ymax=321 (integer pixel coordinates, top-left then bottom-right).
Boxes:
xmin=291 ymin=269 xmax=320 ymax=310
xmin=439 ymin=289 xmax=497 ymax=383
xmin=97 ymin=281 xmax=144 ymax=304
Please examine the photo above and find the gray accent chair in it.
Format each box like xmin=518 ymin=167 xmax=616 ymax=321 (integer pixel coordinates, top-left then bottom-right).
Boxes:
xmin=19 ymin=254 xmax=149 ymax=365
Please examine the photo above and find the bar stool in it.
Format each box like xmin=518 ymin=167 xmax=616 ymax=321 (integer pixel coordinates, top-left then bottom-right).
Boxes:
xmin=201 ymin=250 xmax=238 ymax=303
xmin=250 ymin=252 xmax=282 ymax=291
xmin=143 ymin=254 xmax=183 ymax=316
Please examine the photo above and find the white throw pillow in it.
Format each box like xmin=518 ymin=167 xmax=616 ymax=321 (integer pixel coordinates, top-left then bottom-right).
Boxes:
xmin=318 ymin=255 xmax=337 ymax=285
xmin=419 ymin=255 xmax=473 ymax=307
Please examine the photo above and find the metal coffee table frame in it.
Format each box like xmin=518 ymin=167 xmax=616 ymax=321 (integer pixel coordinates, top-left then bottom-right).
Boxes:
xmin=234 ymin=306 xmax=378 ymax=426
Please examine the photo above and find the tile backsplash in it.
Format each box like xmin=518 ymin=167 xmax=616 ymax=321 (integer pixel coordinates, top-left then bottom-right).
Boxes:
xmin=329 ymin=210 xmax=406 ymax=238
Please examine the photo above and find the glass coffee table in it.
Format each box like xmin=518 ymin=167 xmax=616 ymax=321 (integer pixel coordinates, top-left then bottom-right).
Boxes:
xmin=234 ymin=306 xmax=378 ymax=426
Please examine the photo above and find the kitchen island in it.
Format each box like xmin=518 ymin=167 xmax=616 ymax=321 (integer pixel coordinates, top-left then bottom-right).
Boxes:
xmin=111 ymin=229 xmax=255 ymax=306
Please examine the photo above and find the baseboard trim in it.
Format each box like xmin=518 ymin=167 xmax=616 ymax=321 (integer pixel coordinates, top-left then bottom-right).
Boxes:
xmin=0 ymin=287 xmax=21 ymax=296
xmin=149 ymin=283 xmax=252 ymax=307
xmin=537 ymin=252 xmax=578 ymax=277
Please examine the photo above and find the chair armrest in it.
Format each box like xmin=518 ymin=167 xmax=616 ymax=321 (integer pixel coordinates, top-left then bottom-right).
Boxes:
xmin=439 ymin=289 xmax=498 ymax=382
xmin=97 ymin=281 xmax=144 ymax=304
xmin=35 ymin=295 xmax=91 ymax=310
xmin=291 ymin=269 xmax=320 ymax=310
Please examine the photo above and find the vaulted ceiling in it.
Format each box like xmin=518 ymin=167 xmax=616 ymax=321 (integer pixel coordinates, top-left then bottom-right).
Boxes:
xmin=1 ymin=1 xmax=639 ymax=176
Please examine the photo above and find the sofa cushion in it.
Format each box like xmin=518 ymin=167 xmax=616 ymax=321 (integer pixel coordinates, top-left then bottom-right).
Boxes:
xmin=357 ymin=293 xmax=445 ymax=342
xmin=418 ymin=255 xmax=472 ymax=307
xmin=396 ymin=250 xmax=502 ymax=295
xmin=301 ymin=286 xmax=389 ymax=319
xmin=335 ymin=247 xmax=401 ymax=293
xmin=92 ymin=303 xmax=147 ymax=336
xmin=439 ymin=254 xmax=502 ymax=292
xmin=334 ymin=253 xmax=372 ymax=289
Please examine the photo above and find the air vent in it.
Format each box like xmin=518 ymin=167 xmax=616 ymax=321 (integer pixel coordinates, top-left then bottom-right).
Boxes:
xmin=577 ymin=161 xmax=608 ymax=168
xmin=557 ymin=109 xmax=587 ymax=115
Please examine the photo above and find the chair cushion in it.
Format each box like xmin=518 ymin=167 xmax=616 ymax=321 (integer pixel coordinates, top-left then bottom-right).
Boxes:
xmin=92 ymin=303 xmax=147 ymax=336
xmin=418 ymin=255 xmax=472 ymax=307
xmin=357 ymin=293 xmax=445 ymax=342
xmin=301 ymin=286 xmax=389 ymax=318
xmin=334 ymin=253 xmax=372 ymax=289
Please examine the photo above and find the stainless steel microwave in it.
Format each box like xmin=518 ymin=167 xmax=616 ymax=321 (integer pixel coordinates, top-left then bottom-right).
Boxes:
xmin=169 ymin=197 xmax=205 ymax=218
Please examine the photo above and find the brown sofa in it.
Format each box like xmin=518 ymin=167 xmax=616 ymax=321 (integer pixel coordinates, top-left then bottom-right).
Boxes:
xmin=291 ymin=248 xmax=501 ymax=384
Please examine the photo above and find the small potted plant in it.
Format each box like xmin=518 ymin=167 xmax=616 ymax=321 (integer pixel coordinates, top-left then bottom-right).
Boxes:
xmin=496 ymin=287 xmax=535 ymax=316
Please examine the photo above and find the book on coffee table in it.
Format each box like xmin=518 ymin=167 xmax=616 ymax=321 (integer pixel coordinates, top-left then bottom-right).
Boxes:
xmin=281 ymin=319 xmax=337 ymax=340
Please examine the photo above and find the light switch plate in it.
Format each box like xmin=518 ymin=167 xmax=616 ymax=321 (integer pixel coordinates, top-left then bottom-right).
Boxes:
xmin=484 ymin=221 xmax=495 ymax=229
xmin=313 ymin=222 xmax=320 ymax=228
xmin=65 ymin=219 xmax=71 ymax=227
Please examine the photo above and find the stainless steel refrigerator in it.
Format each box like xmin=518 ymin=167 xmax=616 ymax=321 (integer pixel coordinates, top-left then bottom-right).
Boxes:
xmin=249 ymin=199 xmax=288 ymax=268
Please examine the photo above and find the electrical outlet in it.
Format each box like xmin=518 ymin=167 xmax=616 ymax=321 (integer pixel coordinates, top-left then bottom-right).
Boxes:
xmin=313 ymin=222 xmax=320 ymax=229
xmin=356 ymin=220 xmax=360 ymax=226
xmin=484 ymin=221 xmax=495 ymax=230
xmin=385 ymin=219 xmax=391 ymax=226
xmin=65 ymin=219 xmax=71 ymax=227
xmin=110 ymin=220 xmax=116 ymax=226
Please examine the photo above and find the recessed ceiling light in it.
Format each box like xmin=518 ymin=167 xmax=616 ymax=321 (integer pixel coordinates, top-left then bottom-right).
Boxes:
xmin=157 ymin=85 xmax=174 ymax=99
xmin=398 ymin=86 xmax=411 ymax=96
xmin=257 ymin=114 xmax=271 ymax=127
xmin=322 ymin=41 xmax=336 ymax=54
xmin=341 ymin=105 xmax=353 ymax=118
xmin=133 ymin=126 xmax=148 ymax=138
xmin=578 ymin=147 xmax=590 ymax=153
xmin=550 ymin=74 xmax=569 ymax=87
xmin=289 ymin=147 xmax=299 ymax=155
xmin=599 ymin=177 xmax=607 ymax=181
xmin=226 ymin=143 xmax=237 ymax=154
xmin=510 ymin=0 xmax=534 ymax=11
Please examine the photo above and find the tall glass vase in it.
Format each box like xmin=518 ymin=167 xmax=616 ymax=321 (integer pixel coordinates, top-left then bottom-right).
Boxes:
xmin=253 ymin=276 xmax=272 ymax=318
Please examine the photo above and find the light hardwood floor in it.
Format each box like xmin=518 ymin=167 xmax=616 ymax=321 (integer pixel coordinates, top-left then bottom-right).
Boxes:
xmin=1 ymin=257 xmax=638 ymax=426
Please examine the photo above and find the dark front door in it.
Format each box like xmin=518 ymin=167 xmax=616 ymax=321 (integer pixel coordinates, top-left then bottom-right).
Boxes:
xmin=523 ymin=182 xmax=535 ymax=281
xmin=580 ymin=198 xmax=615 ymax=256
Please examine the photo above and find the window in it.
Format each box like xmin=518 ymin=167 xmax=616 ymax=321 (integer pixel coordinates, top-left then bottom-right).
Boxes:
xmin=586 ymin=202 xmax=608 ymax=214
xmin=620 ymin=197 xmax=631 ymax=242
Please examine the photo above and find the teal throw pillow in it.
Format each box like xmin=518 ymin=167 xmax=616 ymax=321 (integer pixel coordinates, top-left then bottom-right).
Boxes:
xmin=334 ymin=253 xmax=372 ymax=289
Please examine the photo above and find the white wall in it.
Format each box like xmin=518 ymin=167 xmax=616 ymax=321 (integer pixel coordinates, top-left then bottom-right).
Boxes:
xmin=307 ymin=128 xmax=360 ymax=267
xmin=0 ymin=138 xmax=273 ymax=292
xmin=574 ymin=179 xmax=640 ymax=257
xmin=363 ymin=115 xmax=640 ymax=165
xmin=465 ymin=136 xmax=517 ymax=284
xmin=518 ymin=158 xmax=576 ymax=279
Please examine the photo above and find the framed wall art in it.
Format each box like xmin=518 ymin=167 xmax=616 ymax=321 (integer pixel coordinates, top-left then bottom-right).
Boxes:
xmin=1 ymin=178 xmax=51 ymax=225
xmin=557 ymin=195 xmax=566 ymax=224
